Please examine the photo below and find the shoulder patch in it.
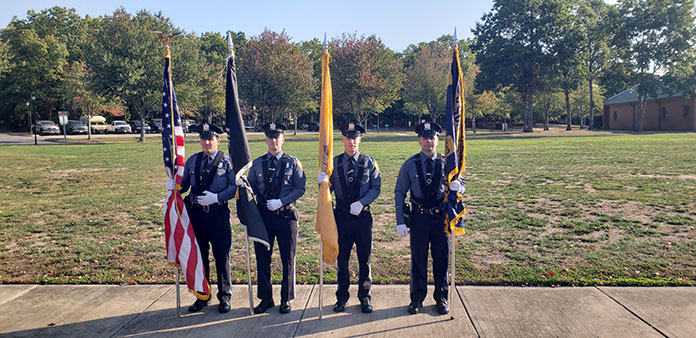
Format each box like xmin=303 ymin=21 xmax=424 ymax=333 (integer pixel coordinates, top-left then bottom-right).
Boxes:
xmin=296 ymin=159 xmax=303 ymax=171
xmin=373 ymin=160 xmax=381 ymax=174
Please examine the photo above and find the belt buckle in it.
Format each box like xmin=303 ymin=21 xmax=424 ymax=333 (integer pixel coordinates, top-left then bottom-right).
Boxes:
xmin=202 ymin=205 xmax=209 ymax=213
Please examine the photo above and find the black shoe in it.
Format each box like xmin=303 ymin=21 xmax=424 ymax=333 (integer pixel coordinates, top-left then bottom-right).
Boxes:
xmin=188 ymin=299 xmax=208 ymax=312
xmin=436 ymin=300 xmax=449 ymax=315
xmin=218 ymin=299 xmax=231 ymax=313
xmin=360 ymin=298 xmax=373 ymax=313
xmin=333 ymin=300 xmax=346 ymax=312
xmin=253 ymin=299 xmax=275 ymax=314
xmin=407 ymin=302 xmax=421 ymax=314
xmin=279 ymin=301 xmax=291 ymax=314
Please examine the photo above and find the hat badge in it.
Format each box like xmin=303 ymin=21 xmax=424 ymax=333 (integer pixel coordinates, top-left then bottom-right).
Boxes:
xmin=269 ymin=122 xmax=276 ymax=130
xmin=203 ymin=123 xmax=209 ymax=131
xmin=348 ymin=122 xmax=355 ymax=131
xmin=424 ymin=122 xmax=431 ymax=131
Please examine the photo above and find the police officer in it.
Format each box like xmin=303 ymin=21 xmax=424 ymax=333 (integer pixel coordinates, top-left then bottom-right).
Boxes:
xmin=318 ymin=122 xmax=381 ymax=314
xmin=394 ymin=121 xmax=465 ymax=315
xmin=166 ymin=123 xmax=237 ymax=313
xmin=248 ymin=122 xmax=306 ymax=314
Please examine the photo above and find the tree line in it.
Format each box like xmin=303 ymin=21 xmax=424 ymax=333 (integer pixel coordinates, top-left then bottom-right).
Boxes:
xmin=0 ymin=0 xmax=694 ymax=139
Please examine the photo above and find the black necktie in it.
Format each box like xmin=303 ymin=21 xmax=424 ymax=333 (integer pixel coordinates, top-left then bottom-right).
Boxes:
xmin=425 ymin=158 xmax=434 ymax=185
xmin=203 ymin=155 xmax=211 ymax=174
xmin=346 ymin=157 xmax=355 ymax=183
xmin=268 ymin=156 xmax=276 ymax=183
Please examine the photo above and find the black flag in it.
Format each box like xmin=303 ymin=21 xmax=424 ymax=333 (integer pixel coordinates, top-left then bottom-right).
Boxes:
xmin=225 ymin=50 xmax=269 ymax=249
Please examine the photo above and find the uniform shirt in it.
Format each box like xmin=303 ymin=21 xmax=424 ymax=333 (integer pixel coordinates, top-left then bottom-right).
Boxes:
xmin=394 ymin=151 xmax=465 ymax=225
xmin=329 ymin=152 xmax=381 ymax=206
xmin=180 ymin=150 xmax=237 ymax=203
xmin=248 ymin=151 xmax=306 ymax=206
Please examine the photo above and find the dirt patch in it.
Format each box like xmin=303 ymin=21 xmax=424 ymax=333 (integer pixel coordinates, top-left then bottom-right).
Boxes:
xmin=637 ymin=173 xmax=696 ymax=181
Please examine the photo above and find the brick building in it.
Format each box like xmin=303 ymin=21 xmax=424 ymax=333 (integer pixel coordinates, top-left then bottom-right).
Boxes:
xmin=603 ymin=86 xmax=695 ymax=131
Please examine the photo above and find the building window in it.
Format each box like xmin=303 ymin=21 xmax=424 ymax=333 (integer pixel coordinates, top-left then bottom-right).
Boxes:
xmin=662 ymin=107 xmax=667 ymax=119
xmin=613 ymin=111 xmax=617 ymax=120
xmin=685 ymin=105 xmax=690 ymax=118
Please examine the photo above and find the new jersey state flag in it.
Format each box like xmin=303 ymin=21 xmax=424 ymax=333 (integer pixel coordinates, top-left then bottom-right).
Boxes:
xmin=316 ymin=47 xmax=339 ymax=265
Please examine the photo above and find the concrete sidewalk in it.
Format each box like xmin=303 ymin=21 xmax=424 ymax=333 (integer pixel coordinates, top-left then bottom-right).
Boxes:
xmin=0 ymin=285 xmax=693 ymax=337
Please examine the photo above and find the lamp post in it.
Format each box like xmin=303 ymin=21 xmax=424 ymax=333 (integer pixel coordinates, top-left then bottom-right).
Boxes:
xmin=26 ymin=101 xmax=31 ymax=133
xmin=30 ymin=95 xmax=37 ymax=145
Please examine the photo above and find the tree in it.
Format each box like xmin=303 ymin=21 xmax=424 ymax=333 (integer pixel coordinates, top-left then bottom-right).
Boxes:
xmin=402 ymin=43 xmax=450 ymax=123
xmin=472 ymin=0 xmax=571 ymax=132
xmin=468 ymin=90 xmax=501 ymax=130
xmin=618 ymin=0 xmax=696 ymax=132
xmin=87 ymin=8 xmax=180 ymax=142
xmin=577 ymin=0 xmax=612 ymax=130
xmin=553 ymin=1 xmax=585 ymax=131
xmin=238 ymin=29 xmax=316 ymax=133
xmin=60 ymin=60 xmax=113 ymax=139
xmin=330 ymin=33 xmax=404 ymax=126
xmin=0 ymin=25 xmax=68 ymax=128
xmin=23 ymin=7 xmax=90 ymax=63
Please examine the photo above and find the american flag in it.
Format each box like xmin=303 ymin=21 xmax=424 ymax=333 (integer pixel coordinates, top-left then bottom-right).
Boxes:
xmin=161 ymin=47 xmax=210 ymax=300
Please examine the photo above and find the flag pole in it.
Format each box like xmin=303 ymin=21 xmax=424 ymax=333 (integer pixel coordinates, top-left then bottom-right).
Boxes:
xmin=245 ymin=226 xmax=254 ymax=315
xmin=317 ymin=33 xmax=329 ymax=321
xmin=227 ymin=31 xmax=255 ymax=316
xmin=319 ymin=243 xmax=324 ymax=319
xmin=156 ymin=32 xmax=186 ymax=318
xmin=449 ymin=26 xmax=459 ymax=320
xmin=176 ymin=266 xmax=181 ymax=317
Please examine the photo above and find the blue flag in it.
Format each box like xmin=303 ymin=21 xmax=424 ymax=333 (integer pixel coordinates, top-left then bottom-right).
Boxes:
xmin=444 ymin=45 xmax=467 ymax=236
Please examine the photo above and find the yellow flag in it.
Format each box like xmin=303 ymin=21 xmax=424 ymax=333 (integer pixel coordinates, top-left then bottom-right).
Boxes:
xmin=316 ymin=48 xmax=339 ymax=265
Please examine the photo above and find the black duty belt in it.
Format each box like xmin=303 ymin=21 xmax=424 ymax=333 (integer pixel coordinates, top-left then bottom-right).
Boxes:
xmin=335 ymin=199 xmax=370 ymax=215
xmin=411 ymin=201 xmax=445 ymax=217
xmin=190 ymin=201 xmax=228 ymax=213
xmin=259 ymin=200 xmax=296 ymax=216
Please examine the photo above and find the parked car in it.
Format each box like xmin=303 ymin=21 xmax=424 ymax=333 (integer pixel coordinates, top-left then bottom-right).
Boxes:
xmin=306 ymin=122 xmax=320 ymax=131
xmin=129 ymin=120 xmax=152 ymax=134
xmin=65 ymin=120 xmax=88 ymax=135
xmin=182 ymin=119 xmax=196 ymax=133
xmin=149 ymin=119 xmax=163 ymax=133
xmin=108 ymin=120 xmax=132 ymax=134
xmin=33 ymin=120 xmax=60 ymax=135
xmin=87 ymin=116 xmax=109 ymax=134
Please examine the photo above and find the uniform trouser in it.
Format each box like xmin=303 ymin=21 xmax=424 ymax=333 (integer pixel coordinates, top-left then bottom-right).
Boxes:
xmin=334 ymin=208 xmax=373 ymax=303
xmin=189 ymin=206 xmax=232 ymax=302
xmin=409 ymin=212 xmax=449 ymax=304
xmin=254 ymin=209 xmax=298 ymax=303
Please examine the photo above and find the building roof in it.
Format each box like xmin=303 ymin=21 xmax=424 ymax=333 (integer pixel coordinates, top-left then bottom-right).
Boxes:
xmin=605 ymin=85 xmax=686 ymax=105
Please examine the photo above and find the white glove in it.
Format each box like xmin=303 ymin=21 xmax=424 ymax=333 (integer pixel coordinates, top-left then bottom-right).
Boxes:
xmin=449 ymin=180 xmax=461 ymax=192
xmin=236 ymin=175 xmax=246 ymax=186
xmin=165 ymin=177 xmax=176 ymax=190
xmin=396 ymin=224 xmax=409 ymax=237
xmin=349 ymin=201 xmax=363 ymax=215
xmin=317 ymin=172 xmax=328 ymax=184
xmin=267 ymin=199 xmax=283 ymax=211
xmin=197 ymin=190 xmax=218 ymax=206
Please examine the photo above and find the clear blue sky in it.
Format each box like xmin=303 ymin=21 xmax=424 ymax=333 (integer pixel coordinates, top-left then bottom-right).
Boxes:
xmin=1 ymin=0 xmax=496 ymax=52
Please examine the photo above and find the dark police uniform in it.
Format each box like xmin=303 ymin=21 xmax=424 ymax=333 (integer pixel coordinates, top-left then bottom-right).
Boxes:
xmin=248 ymin=123 xmax=306 ymax=313
xmin=394 ymin=121 xmax=465 ymax=314
xmin=180 ymin=124 xmax=237 ymax=310
xmin=329 ymin=123 xmax=381 ymax=313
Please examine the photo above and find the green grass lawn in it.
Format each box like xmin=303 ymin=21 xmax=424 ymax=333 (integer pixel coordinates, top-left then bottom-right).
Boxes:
xmin=0 ymin=131 xmax=694 ymax=286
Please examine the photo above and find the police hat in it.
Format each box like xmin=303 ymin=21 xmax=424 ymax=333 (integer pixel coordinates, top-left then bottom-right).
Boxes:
xmin=340 ymin=122 xmax=365 ymax=138
xmin=415 ymin=121 xmax=442 ymax=137
xmin=194 ymin=123 xmax=223 ymax=139
xmin=262 ymin=122 xmax=286 ymax=138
